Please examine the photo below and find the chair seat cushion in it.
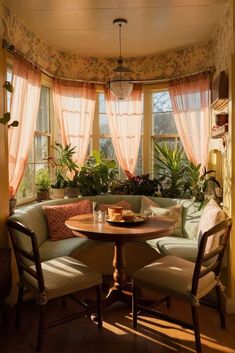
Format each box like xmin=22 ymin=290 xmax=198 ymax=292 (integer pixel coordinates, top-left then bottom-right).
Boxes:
xmin=133 ymin=255 xmax=216 ymax=302
xmin=24 ymin=256 xmax=102 ymax=303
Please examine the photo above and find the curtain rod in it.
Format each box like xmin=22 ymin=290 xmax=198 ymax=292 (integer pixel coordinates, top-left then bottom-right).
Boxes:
xmin=3 ymin=39 xmax=214 ymax=85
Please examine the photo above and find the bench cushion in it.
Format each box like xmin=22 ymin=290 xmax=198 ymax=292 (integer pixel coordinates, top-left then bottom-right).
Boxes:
xmin=148 ymin=236 xmax=198 ymax=262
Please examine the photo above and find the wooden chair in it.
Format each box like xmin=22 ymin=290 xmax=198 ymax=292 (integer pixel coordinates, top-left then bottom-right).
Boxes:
xmin=8 ymin=220 xmax=103 ymax=352
xmin=132 ymin=218 xmax=232 ymax=353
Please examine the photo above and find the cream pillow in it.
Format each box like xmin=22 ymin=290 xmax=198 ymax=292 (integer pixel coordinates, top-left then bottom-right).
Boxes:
xmin=140 ymin=195 xmax=160 ymax=214
xmin=197 ymin=198 xmax=226 ymax=253
xmin=140 ymin=196 xmax=183 ymax=237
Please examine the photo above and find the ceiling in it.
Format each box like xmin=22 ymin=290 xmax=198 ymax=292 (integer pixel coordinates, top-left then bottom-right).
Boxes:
xmin=5 ymin=0 xmax=229 ymax=57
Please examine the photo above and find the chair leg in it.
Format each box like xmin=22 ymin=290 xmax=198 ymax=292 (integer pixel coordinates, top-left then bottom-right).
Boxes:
xmin=16 ymin=283 xmax=24 ymax=327
xmin=191 ymin=304 xmax=202 ymax=353
xmin=36 ymin=305 xmax=45 ymax=352
xmin=132 ymin=284 xmax=138 ymax=329
xmin=216 ymin=285 xmax=226 ymax=329
xmin=96 ymin=284 xmax=103 ymax=328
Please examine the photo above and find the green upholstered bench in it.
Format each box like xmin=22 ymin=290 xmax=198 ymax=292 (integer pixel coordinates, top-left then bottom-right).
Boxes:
xmin=9 ymin=195 xmax=202 ymax=275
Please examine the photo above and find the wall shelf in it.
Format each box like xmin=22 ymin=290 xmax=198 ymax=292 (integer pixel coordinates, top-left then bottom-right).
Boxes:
xmin=211 ymin=98 xmax=229 ymax=110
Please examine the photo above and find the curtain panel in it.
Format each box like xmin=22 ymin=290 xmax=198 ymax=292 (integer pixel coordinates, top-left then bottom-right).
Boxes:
xmin=104 ymin=85 xmax=143 ymax=177
xmin=53 ymin=80 xmax=96 ymax=166
xmin=169 ymin=72 xmax=211 ymax=174
xmin=8 ymin=56 xmax=41 ymax=199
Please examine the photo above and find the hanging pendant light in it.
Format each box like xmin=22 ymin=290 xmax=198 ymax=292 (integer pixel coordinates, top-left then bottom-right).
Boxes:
xmin=109 ymin=18 xmax=133 ymax=100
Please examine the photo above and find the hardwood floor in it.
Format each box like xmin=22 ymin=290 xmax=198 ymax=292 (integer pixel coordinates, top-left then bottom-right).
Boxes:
xmin=1 ymin=289 xmax=235 ymax=353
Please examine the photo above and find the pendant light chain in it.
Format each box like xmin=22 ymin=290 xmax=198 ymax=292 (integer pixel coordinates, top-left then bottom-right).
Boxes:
xmin=119 ymin=23 xmax=122 ymax=59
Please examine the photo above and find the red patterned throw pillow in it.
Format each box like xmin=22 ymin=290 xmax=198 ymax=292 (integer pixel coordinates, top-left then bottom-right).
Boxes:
xmin=98 ymin=200 xmax=131 ymax=212
xmin=43 ymin=200 xmax=91 ymax=241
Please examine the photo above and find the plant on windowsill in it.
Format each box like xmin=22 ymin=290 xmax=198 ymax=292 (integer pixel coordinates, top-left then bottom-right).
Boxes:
xmin=48 ymin=142 xmax=78 ymax=199
xmin=35 ymin=168 xmax=51 ymax=202
xmin=110 ymin=174 xmax=163 ymax=196
xmin=66 ymin=171 xmax=80 ymax=198
xmin=77 ymin=150 xmax=118 ymax=196
xmin=154 ymin=141 xmax=189 ymax=198
xmin=185 ymin=163 xmax=222 ymax=209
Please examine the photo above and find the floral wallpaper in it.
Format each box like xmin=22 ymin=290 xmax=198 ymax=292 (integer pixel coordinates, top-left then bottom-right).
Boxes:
xmin=2 ymin=4 xmax=214 ymax=82
xmin=211 ymin=0 xmax=233 ymax=76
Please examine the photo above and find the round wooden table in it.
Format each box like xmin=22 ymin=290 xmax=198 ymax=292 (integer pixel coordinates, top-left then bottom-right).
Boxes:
xmin=66 ymin=214 xmax=175 ymax=305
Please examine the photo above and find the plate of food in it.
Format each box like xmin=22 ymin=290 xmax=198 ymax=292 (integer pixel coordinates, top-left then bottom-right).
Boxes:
xmin=106 ymin=210 xmax=147 ymax=227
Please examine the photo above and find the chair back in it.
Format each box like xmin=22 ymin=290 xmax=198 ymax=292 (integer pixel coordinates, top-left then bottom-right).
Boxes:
xmin=191 ymin=218 xmax=232 ymax=295
xmin=7 ymin=220 xmax=45 ymax=294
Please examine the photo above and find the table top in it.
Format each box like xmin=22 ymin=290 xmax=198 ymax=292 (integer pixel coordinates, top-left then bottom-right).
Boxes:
xmin=66 ymin=213 xmax=175 ymax=242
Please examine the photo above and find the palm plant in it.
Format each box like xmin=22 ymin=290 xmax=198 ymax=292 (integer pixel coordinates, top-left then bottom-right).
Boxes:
xmin=154 ymin=141 xmax=188 ymax=198
xmin=48 ymin=142 xmax=78 ymax=189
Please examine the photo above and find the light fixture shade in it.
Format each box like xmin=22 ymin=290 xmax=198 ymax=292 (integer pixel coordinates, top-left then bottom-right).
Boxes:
xmin=110 ymin=79 xmax=133 ymax=100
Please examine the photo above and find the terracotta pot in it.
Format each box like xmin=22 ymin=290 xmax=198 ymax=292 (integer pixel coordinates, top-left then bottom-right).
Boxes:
xmin=36 ymin=189 xmax=51 ymax=202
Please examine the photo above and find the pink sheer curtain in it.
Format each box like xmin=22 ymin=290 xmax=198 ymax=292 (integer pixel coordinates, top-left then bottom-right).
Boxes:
xmin=8 ymin=56 xmax=41 ymax=199
xmin=169 ymin=73 xmax=211 ymax=173
xmin=104 ymin=85 xmax=143 ymax=177
xmin=53 ymin=80 xmax=96 ymax=165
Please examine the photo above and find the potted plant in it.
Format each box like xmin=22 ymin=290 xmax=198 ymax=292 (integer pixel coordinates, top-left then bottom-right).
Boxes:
xmin=186 ymin=163 xmax=221 ymax=209
xmin=66 ymin=171 xmax=80 ymax=198
xmin=110 ymin=174 xmax=163 ymax=196
xmin=35 ymin=168 xmax=51 ymax=201
xmin=154 ymin=141 xmax=189 ymax=198
xmin=77 ymin=150 xmax=118 ymax=196
xmin=48 ymin=142 xmax=78 ymax=199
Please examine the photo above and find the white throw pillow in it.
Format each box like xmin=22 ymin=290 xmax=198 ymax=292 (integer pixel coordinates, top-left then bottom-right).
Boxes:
xmin=197 ymin=198 xmax=226 ymax=253
xmin=140 ymin=196 xmax=183 ymax=237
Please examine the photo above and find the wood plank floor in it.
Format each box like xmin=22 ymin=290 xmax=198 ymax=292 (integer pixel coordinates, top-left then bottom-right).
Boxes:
xmin=1 ymin=289 xmax=235 ymax=353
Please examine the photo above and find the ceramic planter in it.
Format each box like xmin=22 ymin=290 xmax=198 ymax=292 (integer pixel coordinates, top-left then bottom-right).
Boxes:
xmin=50 ymin=188 xmax=65 ymax=199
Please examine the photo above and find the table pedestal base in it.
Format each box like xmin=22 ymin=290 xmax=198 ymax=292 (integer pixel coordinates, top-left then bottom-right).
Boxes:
xmin=105 ymin=287 xmax=132 ymax=306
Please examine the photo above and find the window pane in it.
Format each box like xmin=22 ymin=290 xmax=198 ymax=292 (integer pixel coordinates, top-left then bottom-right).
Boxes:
xmin=16 ymin=164 xmax=35 ymax=200
xmin=152 ymin=91 xmax=177 ymax=135
xmin=99 ymin=93 xmax=110 ymax=135
xmin=99 ymin=114 xmax=110 ymax=135
xmin=36 ymin=86 xmax=50 ymax=132
xmin=35 ymin=135 xmax=49 ymax=163
xmin=99 ymin=93 xmax=106 ymax=114
xmin=135 ymin=140 xmax=143 ymax=176
xmin=100 ymin=137 xmax=116 ymax=160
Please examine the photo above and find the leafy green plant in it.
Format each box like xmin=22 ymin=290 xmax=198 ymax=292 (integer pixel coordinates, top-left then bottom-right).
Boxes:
xmin=110 ymin=174 xmax=163 ymax=196
xmin=48 ymin=142 xmax=78 ymax=189
xmin=186 ymin=163 xmax=221 ymax=208
xmin=78 ymin=151 xmax=118 ymax=196
xmin=154 ymin=141 xmax=188 ymax=198
xmin=35 ymin=168 xmax=51 ymax=190
xmin=0 ymin=81 xmax=19 ymax=127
